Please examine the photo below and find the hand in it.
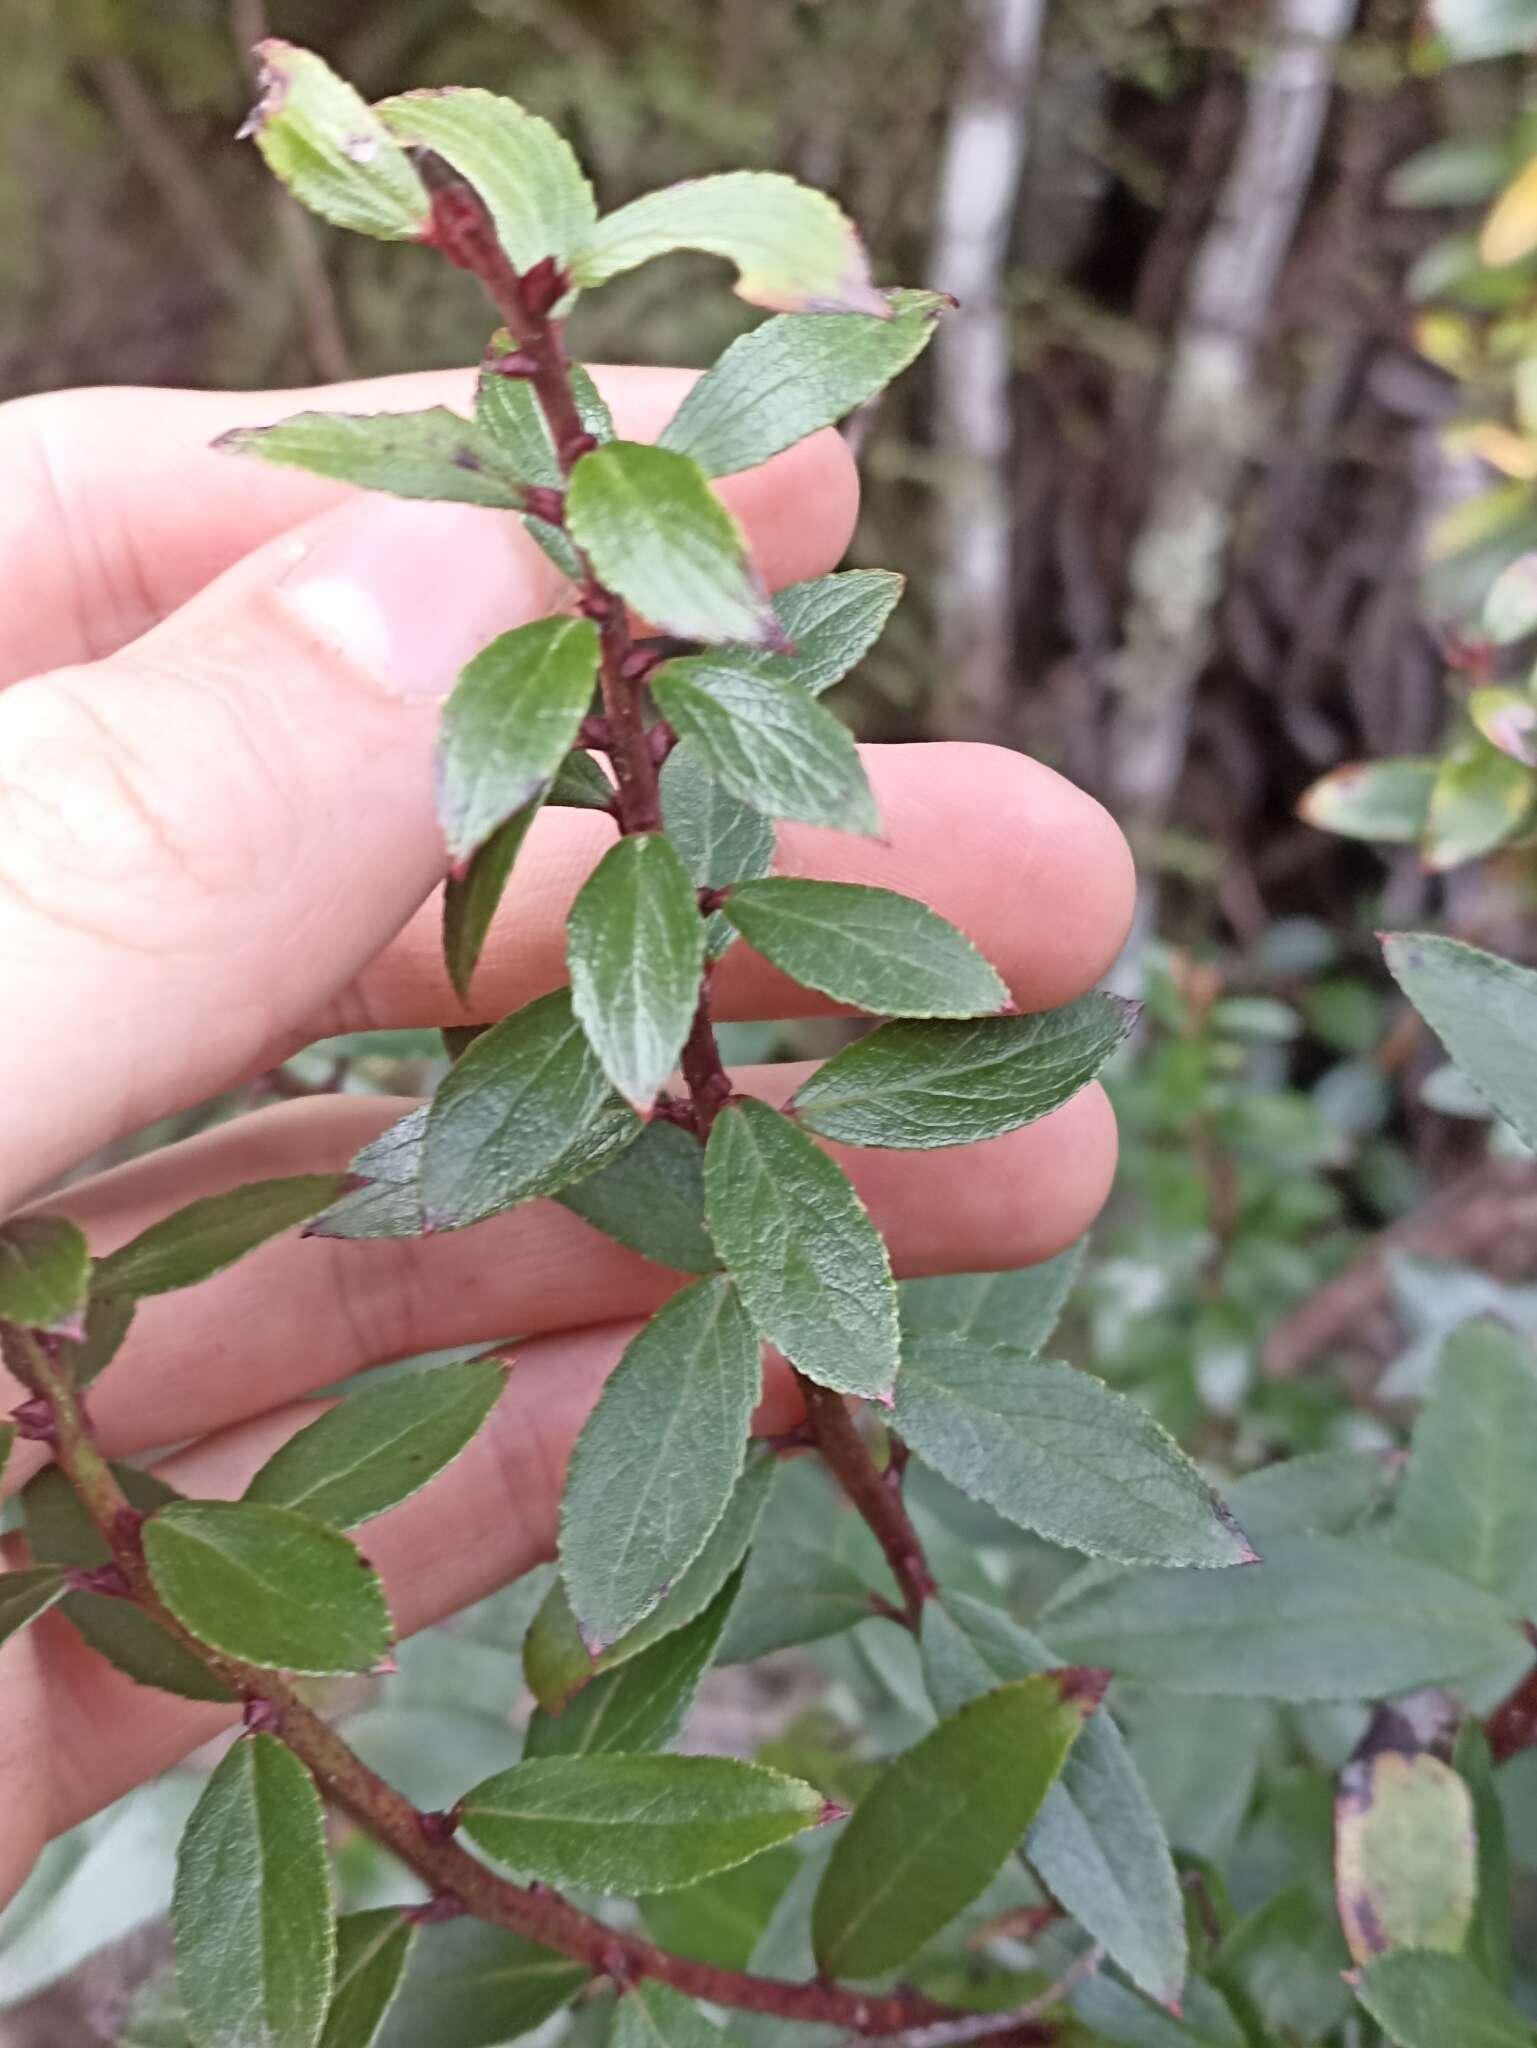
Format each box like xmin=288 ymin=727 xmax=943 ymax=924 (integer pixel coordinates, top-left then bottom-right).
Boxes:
xmin=0 ymin=366 xmax=1132 ymax=1907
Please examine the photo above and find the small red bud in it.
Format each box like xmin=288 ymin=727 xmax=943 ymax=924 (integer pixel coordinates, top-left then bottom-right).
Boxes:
xmin=619 ymin=645 xmax=661 ymax=683
xmin=406 ymin=1892 xmax=468 ymax=1925
xmin=518 ymin=256 xmax=568 ymax=318
xmin=489 ymin=348 xmax=540 ymax=379
xmin=243 ymin=1696 xmax=284 ymax=1735
xmin=578 ymin=714 xmax=614 ymax=751
xmin=10 ymin=1397 xmax=56 ymax=1443
xmin=697 ymin=887 xmax=728 ymax=915
xmin=66 ymin=1563 xmax=130 ymax=1598
xmin=562 ymin=431 xmax=599 ymax=464
xmin=577 ymin=589 xmax=612 ymax=623
xmin=523 ymin=487 xmax=566 ymax=527
xmin=648 ymin=721 xmax=679 ymax=767
xmin=417 ymin=1805 xmax=462 ymax=1844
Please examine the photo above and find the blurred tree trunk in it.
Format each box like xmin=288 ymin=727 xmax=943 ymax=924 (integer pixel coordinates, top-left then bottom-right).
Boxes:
xmin=928 ymin=0 xmax=1046 ymax=739
xmin=1106 ymin=0 xmax=1356 ymax=976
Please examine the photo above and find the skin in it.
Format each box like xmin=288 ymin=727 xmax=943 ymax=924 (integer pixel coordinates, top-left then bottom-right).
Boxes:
xmin=0 ymin=365 xmax=1134 ymax=1908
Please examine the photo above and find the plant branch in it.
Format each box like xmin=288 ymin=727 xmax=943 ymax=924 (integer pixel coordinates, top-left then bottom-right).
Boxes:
xmin=16 ymin=1339 xmax=987 ymax=2037
xmin=796 ymin=1375 xmax=935 ymax=1628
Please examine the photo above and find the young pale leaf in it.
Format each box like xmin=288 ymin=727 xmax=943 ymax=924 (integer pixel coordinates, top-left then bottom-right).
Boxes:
xmin=243 ymin=1358 xmax=507 ymax=1529
xmin=144 ymin=1501 xmax=393 ymax=1675
xmin=612 ymin=1983 xmax=727 ymax=2048
xmin=555 ymin=1119 xmax=716 ymax=1274
xmin=246 ymin=42 xmax=429 ymax=240
xmin=442 ymin=804 xmax=539 ymax=1004
xmin=375 ymin=1922 xmax=585 ymax=2048
xmin=421 ymin=990 xmax=641 ymax=1229
xmin=715 ymin=1540 xmax=881 ymax=1664
xmin=1042 ymin=1534 xmax=1530 ymax=1701
xmin=1485 ymin=551 xmax=1537 ymax=642
xmin=651 ymin=661 xmax=877 ymax=834
xmin=318 ymin=1911 xmax=414 ymax=2048
xmin=566 ymin=442 xmax=782 ymax=648
xmin=894 ymin=1335 xmax=1253 ymax=1569
xmin=901 ymin=1241 xmax=1084 ymax=1353
xmin=560 ymin=1276 xmax=759 ymax=1646
xmin=1354 ymin=1950 xmax=1532 ymax=2047
xmin=571 ymin=171 xmax=888 ymax=315
xmin=524 ymin=1568 xmax=740 ymax=1759
xmin=216 ymin=410 xmax=530 ymax=509
xmin=459 ymin=1754 xmax=824 ymax=1893
xmin=94 ymin=1176 xmax=345 ymax=1300
xmin=705 ymin=1099 xmax=899 ymax=1399
xmin=1392 ymin=1320 xmax=1537 ymax=1601
xmin=1455 ymin=1721 xmax=1514 ymax=1989
xmin=658 ymin=292 xmax=946 ymax=477
xmin=1335 ymin=1748 xmax=1476 ymax=1964
xmin=1382 ymin=932 xmax=1537 ymax=1148
xmin=0 ymin=1566 xmax=67 ymax=1647
xmin=172 ymin=1734 xmax=335 ymax=2048
xmin=0 ymin=1215 xmax=89 ymax=1334
xmin=659 ymin=741 xmax=777 ymax=956
xmin=1297 ymin=759 xmax=1437 ymax=843
xmin=23 ymin=1464 xmax=234 ymax=1702
xmin=377 ymin=88 xmax=596 ymax=274
xmin=567 ymin=834 xmax=706 ymax=1110
xmin=306 ymin=1109 xmax=428 ymax=1242
xmin=722 ymin=879 xmax=1007 ymax=1018
xmin=435 ymin=618 xmax=601 ymax=863
xmin=922 ymin=1595 xmax=1186 ymax=2008
xmin=811 ymin=1673 xmax=1101 ymax=1979
xmin=792 ymin=995 xmax=1136 ymax=1149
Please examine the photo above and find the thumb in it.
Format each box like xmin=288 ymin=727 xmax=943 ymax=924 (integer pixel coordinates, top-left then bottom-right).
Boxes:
xmin=0 ymin=494 xmax=556 ymax=1209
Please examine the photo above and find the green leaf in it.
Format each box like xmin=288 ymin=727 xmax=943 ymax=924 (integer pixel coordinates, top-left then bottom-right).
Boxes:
xmin=567 ymin=834 xmax=706 ymax=1110
xmin=243 ymin=1358 xmax=507 ymax=1529
xmin=766 ymin=570 xmax=907 ymax=695
xmin=22 ymin=1464 xmax=235 ymax=1702
xmin=377 ymin=88 xmax=596 ymax=274
xmin=1336 ymin=1746 xmax=1476 ymax=1963
xmin=550 ymin=749 xmax=617 ymax=810
xmin=65 ymin=1293 xmax=136 ymax=1390
xmin=172 ymin=1734 xmax=335 ymax=2048
xmin=0 ymin=1565 xmax=67 ymax=1646
xmin=1211 ymin=1886 xmax=1351 ymax=2042
xmin=421 ymin=990 xmax=641 ymax=1229
xmin=1383 ymin=933 xmax=1537 ymax=1149
xmin=459 ymin=1753 xmax=824 ymax=1893
xmin=435 ymin=618 xmax=602 ymax=864
xmin=1298 ymin=759 xmax=1438 ymax=842
xmin=560 ymin=1277 xmax=758 ymax=1646
xmin=705 ymin=1098 xmax=899 ymax=1399
xmin=566 ymin=442 xmax=782 ymax=648
xmin=1354 ymin=1950 xmax=1533 ymax=2046
xmin=442 ymin=805 xmax=539 ymax=1005
xmin=722 ymin=880 xmax=1007 ymax=1020
xmin=94 ymin=1176 xmax=344 ymax=1300
xmin=1041 ymin=1534 xmax=1530 ymax=1701
xmin=245 ymin=41 xmax=429 ymax=240
xmin=0 ymin=1421 xmax=11 ymax=1487
xmin=810 ymin=1673 xmax=1099 ymax=1978
xmin=1223 ymin=1448 xmax=1401 ymax=1544
xmin=306 ymin=1110 xmax=429 ymax=1242
xmin=650 ymin=660 xmax=877 ymax=834
xmin=1455 ymin=1721 xmax=1513 ymax=1989
xmin=217 ymin=409 xmax=531 ymax=510
xmin=792 ymin=995 xmax=1136 ymax=1149
xmin=319 ymin=1912 xmax=414 ymax=2048
xmin=1392 ymin=1321 xmax=1537 ymax=1601
xmin=1469 ymin=686 xmax=1537 ymax=767
xmin=715 ymin=1539 xmax=880 ymax=1664
xmin=374 ymin=1923 xmax=586 ymax=2048
xmin=922 ymin=1594 xmax=1186 ymax=2008
xmin=555 ymin=1119 xmax=716 ymax=1274
xmin=637 ymin=1849 xmax=798 ymax=1971
xmin=658 ymin=741 xmax=776 ymax=957
xmin=901 ymin=1242 xmax=1085 ymax=1352
xmin=894 ymin=1335 xmax=1252 ymax=1569
xmin=0 ymin=1215 xmax=88 ymax=1335
xmin=658 ymin=292 xmax=945 ymax=476
xmin=612 ymin=1983 xmax=727 ymax=2048
xmin=475 ymin=361 xmax=562 ymax=491
xmin=572 ymin=171 xmax=888 ymax=315
xmin=144 ymin=1501 xmax=392 ymax=1675
xmin=1423 ymin=742 xmax=1534 ymax=871
xmin=1485 ymin=550 xmax=1537 ymax=641
xmin=524 ymin=1567 xmax=740 ymax=1758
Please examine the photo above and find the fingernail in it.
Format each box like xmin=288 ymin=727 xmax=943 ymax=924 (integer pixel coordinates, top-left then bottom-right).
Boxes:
xmin=275 ymin=497 xmax=549 ymax=700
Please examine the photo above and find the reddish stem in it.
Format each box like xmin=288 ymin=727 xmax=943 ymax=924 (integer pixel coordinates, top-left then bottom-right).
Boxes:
xmin=1485 ymin=1625 xmax=1537 ymax=1762
xmin=797 ymin=1377 xmax=935 ymax=1628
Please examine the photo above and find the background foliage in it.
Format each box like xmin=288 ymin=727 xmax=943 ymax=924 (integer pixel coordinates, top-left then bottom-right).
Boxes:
xmin=9 ymin=0 xmax=1537 ymax=2041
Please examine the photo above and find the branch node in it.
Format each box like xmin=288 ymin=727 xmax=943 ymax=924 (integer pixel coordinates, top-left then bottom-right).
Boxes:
xmin=417 ymin=1805 xmax=462 ymax=1845
xmin=9 ymin=1396 xmax=57 ymax=1443
xmin=65 ymin=1562 xmax=130 ymax=1599
xmin=242 ymin=1695 xmax=284 ymax=1735
xmin=405 ymin=1891 xmax=469 ymax=1926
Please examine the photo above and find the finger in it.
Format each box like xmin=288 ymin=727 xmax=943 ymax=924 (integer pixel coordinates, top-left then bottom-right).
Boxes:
xmin=8 ymin=1308 xmax=791 ymax=1862
xmin=321 ymin=741 xmax=1135 ymax=1038
xmin=2 ymin=1075 xmax=1117 ymax=1485
xmin=0 ymin=366 xmax=818 ymax=683
xmin=0 ymin=412 xmax=858 ymax=1213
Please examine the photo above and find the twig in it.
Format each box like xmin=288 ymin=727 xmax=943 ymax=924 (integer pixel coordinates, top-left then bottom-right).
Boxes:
xmin=848 ymin=1946 xmax=1103 ymax=2048
xmin=796 ymin=1377 xmax=935 ymax=1628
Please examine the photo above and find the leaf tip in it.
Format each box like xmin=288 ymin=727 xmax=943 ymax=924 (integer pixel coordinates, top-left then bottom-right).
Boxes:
xmin=816 ymin=1798 xmax=851 ymax=1826
xmin=1052 ymin=1665 xmax=1112 ymax=1715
